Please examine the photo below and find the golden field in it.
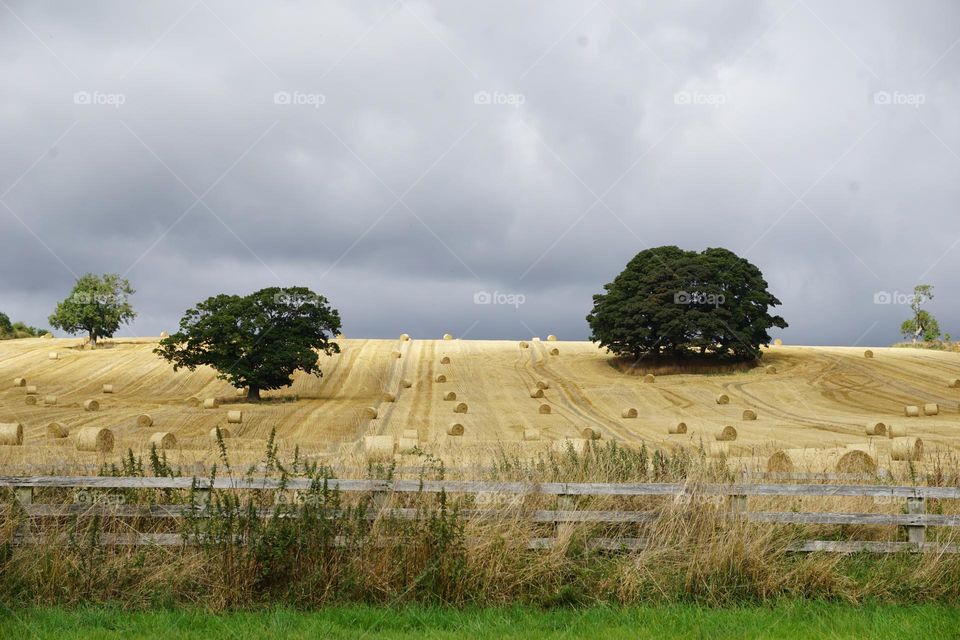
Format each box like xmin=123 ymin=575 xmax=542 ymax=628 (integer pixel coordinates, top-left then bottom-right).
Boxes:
xmin=1 ymin=335 xmax=958 ymax=473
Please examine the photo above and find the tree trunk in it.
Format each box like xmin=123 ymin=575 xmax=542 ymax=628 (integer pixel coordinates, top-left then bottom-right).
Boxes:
xmin=89 ymin=330 xmax=98 ymax=348
xmin=247 ymin=385 xmax=261 ymax=402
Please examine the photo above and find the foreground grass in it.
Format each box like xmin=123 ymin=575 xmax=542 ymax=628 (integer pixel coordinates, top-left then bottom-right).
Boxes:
xmin=2 ymin=602 xmax=959 ymax=640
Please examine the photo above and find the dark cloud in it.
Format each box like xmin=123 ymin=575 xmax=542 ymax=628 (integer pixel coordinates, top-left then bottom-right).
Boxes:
xmin=1 ymin=0 xmax=959 ymax=345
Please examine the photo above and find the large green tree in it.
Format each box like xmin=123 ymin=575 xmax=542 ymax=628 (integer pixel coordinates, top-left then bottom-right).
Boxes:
xmin=48 ymin=273 xmax=136 ymax=346
xmin=155 ymin=287 xmax=341 ymax=401
xmin=587 ymin=246 xmax=787 ymax=361
xmin=900 ymin=284 xmax=939 ymax=342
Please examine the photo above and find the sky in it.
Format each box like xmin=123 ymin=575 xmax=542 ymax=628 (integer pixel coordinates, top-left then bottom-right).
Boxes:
xmin=1 ymin=0 xmax=958 ymax=345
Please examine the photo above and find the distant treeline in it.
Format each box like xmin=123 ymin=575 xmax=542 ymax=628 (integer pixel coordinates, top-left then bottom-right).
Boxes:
xmin=0 ymin=312 xmax=45 ymax=339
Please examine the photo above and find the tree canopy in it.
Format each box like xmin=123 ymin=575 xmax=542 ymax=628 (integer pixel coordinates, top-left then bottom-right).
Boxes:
xmin=587 ymin=246 xmax=787 ymax=361
xmin=0 ymin=312 xmax=45 ymax=340
xmin=155 ymin=287 xmax=342 ymax=401
xmin=900 ymin=284 xmax=940 ymax=342
xmin=48 ymin=273 xmax=136 ymax=346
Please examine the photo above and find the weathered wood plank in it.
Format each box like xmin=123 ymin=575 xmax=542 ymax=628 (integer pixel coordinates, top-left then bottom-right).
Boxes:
xmin=788 ymin=540 xmax=960 ymax=554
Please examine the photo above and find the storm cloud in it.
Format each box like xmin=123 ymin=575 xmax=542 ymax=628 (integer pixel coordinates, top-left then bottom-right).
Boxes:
xmin=1 ymin=0 xmax=959 ymax=344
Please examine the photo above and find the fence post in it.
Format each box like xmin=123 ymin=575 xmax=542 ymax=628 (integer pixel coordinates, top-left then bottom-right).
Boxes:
xmin=556 ymin=493 xmax=577 ymax=539
xmin=729 ymin=493 xmax=747 ymax=516
xmin=906 ymin=495 xmax=926 ymax=547
xmin=14 ymin=486 xmax=33 ymax=505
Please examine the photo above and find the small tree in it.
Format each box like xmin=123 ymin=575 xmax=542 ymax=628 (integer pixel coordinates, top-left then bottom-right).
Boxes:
xmin=900 ymin=284 xmax=939 ymax=342
xmin=155 ymin=287 xmax=341 ymax=401
xmin=48 ymin=273 xmax=136 ymax=346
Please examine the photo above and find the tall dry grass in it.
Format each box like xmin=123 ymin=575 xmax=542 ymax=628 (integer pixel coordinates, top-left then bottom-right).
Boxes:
xmin=3 ymin=433 xmax=960 ymax=609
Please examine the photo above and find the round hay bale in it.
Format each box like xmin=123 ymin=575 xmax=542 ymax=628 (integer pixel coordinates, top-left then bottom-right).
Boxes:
xmin=397 ymin=436 xmax=419 ymax=454
xmin=447 ymin=423 xmax=464 ymax=436
xmin=443 ymin=333 xmax=454 ymax=340
xmin=48 ymin=352 xmax=59 ymax=360
xmin=549 ymin=348 xmax=560 ymax=356
xmin=391 ymin=350 xmax=402 ymax=359
xmin=185 ymin=397 xmax=200 ymax=408
xmin=402 ymin=429 xmax=418 ymax=440
xmin=552 ymin=438 xmax=589 ymax=455
xmin=766 ymin=450 xmax=794 ymax=473
xmin=742 ymin=409 xmax=757 ymax=421
xmin=454 ymin=402 xmax=468 ymax=414
xmin=210 ymin=427 xmax=231 ymax=440
xmin=773 ymin=338 xmax=782 ymax=346
xmin=864 ymin=350 xmax=874 ymax=359
xmin=25 ymin=396 xmax=37 ymax=406
xmin=716 ymin=394 xmax=730 ymax=405
xmin=226 ymin=410 xmax=243 ymax=424
xmin=530 ymin=389 xmax=544 ymax=398
xmin=363 ymin=435 xmax=395 ymax=461
xmin=43 ymin=395 xmax=57 ymax=405
xmin=102 ymin=384 xmax=114 ymax=394
xmin=886 ymin=424 xmax=907 ymax=438
xmin=669 ymin=422 xmax=687 ymax=434
xmin=440 ymin=356 xmax=450 ymax=364
xmin=784 ymin=447 xmax=877 ymax=473
xmin=83 ymin=399 xmax=100 ymax=412
xmin=203 ymin=398 xmax=219 ymax=409
xmin=402 ymin=379 xmax=413 ymax=388
xmin=948 ymin=378 xmax=960 ymax=388
xmin=382 ymin=392 xmax=396 ymax=403
xmin=235 ymin=387 xmax=247 ymax=397
xmin=865 ymin=422 xmax=887 ymax=436
xmin=137 ymin=414 xmax=153 ymax=428
xmin=547 ymin=334 xmax=557 ymax=341
xmin=536 ymin=380 xmax=550 ymax=390
xmin=621 ymin=408 xmax=637 ymax=419
xmin=765 ymin=365 xmax=777 ymax=374
xmin=25 ymin=385 xmax=38 ymax=395
xmin=443 ymin=391 xmax=457 ymax=401
xmin=532 ymin=337 xmax=541 ymax=342
xmin=904 ymin=405 xmax=920 ymax=417
xmin=400 ymin=333 xmax=410 ymax=342
xmin=891 ymin=437 xmax=923 ymax=461
xmin=13 ymin=377 xmax=26 ymax=387
xmin=46 ymin=422 xmax=68 ymax=439
xmin=0 ymin=423 xmax=23 ymax=446
xmin=643 ymin=374 xmax=655 ymax=383
xmin=76 ymin=427 xmax=114 ymax=453
xmin=435 ymin=374 xmax=447 ymax=383
xmin=519 ymin=341 xmax=529 ymax=349
xmin=41 ymin=332 xmax=53 ymax=339
xmin=923 ymin=403 xmax=939 ymax=416
xmin=149 ymin=432 xmax=177 ymax=450
xmin=538 ymin=403 xmax=551 ymax=415
xmin=715 ymin=425 xmax=737 ymax=441
xmin=581 ymin=427 xmax=602 ymax=440
xmin=708 ymin=442 xmax=730 ymax=457
xmin=159 ymin=331 xmax=169 ymax=338
xmin=836 ymin=449 xmax=876 ymax=473
xmin=523 ymin=428 xmax=540 ymax=441
xmin=364 ymin=407 xmax=378 ymax=419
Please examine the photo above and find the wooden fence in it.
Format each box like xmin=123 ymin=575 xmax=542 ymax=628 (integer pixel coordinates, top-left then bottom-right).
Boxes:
xmin=2 ymin=475 xmax=958 ymax=553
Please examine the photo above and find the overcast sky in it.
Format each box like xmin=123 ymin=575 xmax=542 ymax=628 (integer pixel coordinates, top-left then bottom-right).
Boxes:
xmin=1 ymin=0 xmax=958 ymax=345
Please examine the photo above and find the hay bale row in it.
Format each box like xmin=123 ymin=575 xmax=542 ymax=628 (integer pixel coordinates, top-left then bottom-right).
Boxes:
xmin=715 ymin=425 xmax=737 ymax=441
xmin=76 ymin=427 xmax=113 ymax=453
xmin=904 ymin=404 xmax=937 ymax=417
xmin=766 ymin=448 xmax=876 ymax=474
xmin=0 ymin=423 xmax=23 ymax=446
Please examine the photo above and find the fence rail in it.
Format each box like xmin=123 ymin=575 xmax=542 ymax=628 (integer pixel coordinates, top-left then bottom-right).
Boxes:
xmin=3 ymin=475 xmax=958 ymax=553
